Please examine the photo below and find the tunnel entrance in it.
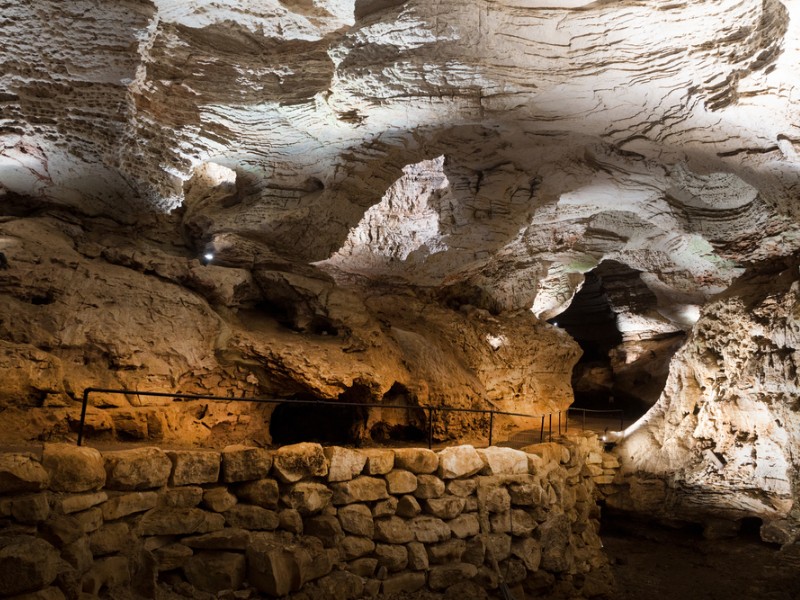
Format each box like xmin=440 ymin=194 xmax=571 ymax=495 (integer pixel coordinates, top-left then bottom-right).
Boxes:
xmin=552 ymin=261 xmax=684 ymax=423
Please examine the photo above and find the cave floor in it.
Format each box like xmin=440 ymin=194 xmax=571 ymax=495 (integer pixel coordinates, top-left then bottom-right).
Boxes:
xmin=602 ymin=518 xmax=800 ymax=600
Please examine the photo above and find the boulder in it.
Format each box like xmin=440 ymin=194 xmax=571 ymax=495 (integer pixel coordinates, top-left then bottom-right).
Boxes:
xmin=278 ymin=509 xmax=303 ymax=534
xmin=42 ymin=444 xmax=105 ymax=492
xmin=409 ymin=515 xmax=451 ymax=543
xmin=361 ymin=449 xmax=394 ymax=475
xmin=59 ymin=491 xmax=108 ymax=514
xmin=511 ymin=509 xmax=537 ymax=536
xmin=103 ymin=447 xmax=172 ymax=490
xmin=324 ymin=447 xmax=367 ymax=482
xmin=166 ymin=450 xmax=220 ymax=486
xmin=427 ymin=538 xmax=466 ymax=564
xmin=331 ymin=476 xmax=388 ymax=505
xmin=414 ymin=474 xmax=445 ymax=499
xmin=425 ymin=496 xmax=465 ymax=520
xmin=337 ymin=504 xmax=374 ymax=537
xmin=477 ymin=447 xmax=529 ymax=475
xmin=159 ymin=486 xmax=203 ymax=508
xmin=372 ymin=496 xmax=398 ymax=517
xmin=0 ymin=536 xmax=62 ymax=596
xmin=393 ymin=448 xmax=438 ymax=474
xmin=89 ymin=522 xmax=132 ymax=556
xmin=406 ymin=541 xmax=429 ymax=570
xmin=375 ymin=544 xmax=408 ymax=572
xmin=221 ymin=445 xmax=272 ymax=483
xmin=374 ymin=516 xmax=414 ymax=544
xmin=382 ymin=571 xmax=426 ymax=595
xmin=153 ymin=543 xmax=193 ymax=571
xmin=272 ymin=443 xmax=328 ymax=483
xmin=0 ymin=454 xmax=49 ymax=495
xmin=340 ymin=536 xmax=375 ymax=560
xmin=202 ymin=487 xmax=238 ymax=512
xmin=315 ymin=570 xmax=363 ymax=600
xmin=385 ymin=469 xmax=418 ymax=494
xmin=235 ymin=478 xmax=279 ymax=508
xmin=183 ymin=528 xmax=251 ymax=551
xmin=428 ymin=563 xmax=478 ymax=590
xmin=511 ymin=537 xmax=542 ymax=571
xmin=223 ymin=505 xmax=279 ymax=530
xmin=281 ymin=481 xmax=332 ymax=515
xmin=396 ymin=494 xmax=421 ymax=518
xmin=81 ymin=555 xmax=130 ymax=595
xmin=183 ymin=551 xmax=246 ymax=594
xmin=303 ymin=515 xmax=344 ymax=547
xmin=62 ymin=536 xmax=93 ymax=573
xmin=102 ymin=491 xmax=159 ymax=520
xmin=438 ymin=445 xmax=484 ymax=479
xmin=448 ymin=513 xmax=480 ymax=539
xmin=10 ymin=494 xmax=51 ymax=523
xmin=137 ymin=508 xmax=225 ymax=535
xmin=447 ymin=479 xmax=477 ymax=497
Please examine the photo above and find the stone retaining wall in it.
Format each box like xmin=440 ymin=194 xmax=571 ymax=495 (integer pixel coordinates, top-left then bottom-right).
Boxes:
xmin=0 ymin=432 xmax=612 ymax=599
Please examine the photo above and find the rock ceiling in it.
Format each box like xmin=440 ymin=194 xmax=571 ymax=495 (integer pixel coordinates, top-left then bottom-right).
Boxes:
xmin=2 ymin=0 xmax=800 ymax=528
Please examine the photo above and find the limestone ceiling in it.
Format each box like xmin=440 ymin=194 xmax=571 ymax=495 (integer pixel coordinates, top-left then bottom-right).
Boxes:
xmin=2 ymin=0 xmax=800 ymax=333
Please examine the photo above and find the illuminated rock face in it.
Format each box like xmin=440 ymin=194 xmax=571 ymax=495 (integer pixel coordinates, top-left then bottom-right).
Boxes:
xmin=2 ymin=0 xmax=800 ymax=530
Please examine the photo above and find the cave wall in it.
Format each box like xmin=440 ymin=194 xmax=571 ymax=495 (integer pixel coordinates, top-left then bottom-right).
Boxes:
xmin=0 ymin=436 xmax=612 ymax=599
xmin=614 ymin=259 xmax=800 ymax=542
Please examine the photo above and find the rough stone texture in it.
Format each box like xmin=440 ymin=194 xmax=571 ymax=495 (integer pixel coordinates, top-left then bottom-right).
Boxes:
xmin=137 ymin=508 xmax=225 ymax=536
xmin=236 ymin=479 xmax=280 ymax=509
xmin=477 ymin=448 xmax=529 ymax=476
xmin=221 ymin=446 xmax=273 ymax=484
xmin=361 ymin=450 xmax=395 ymax=476
xmin=331 ymin=477 xmax=388 ymax=505
xmin=438 ymin=446 xmax=485 ymax=480
xmin=414 ymin=475 xmax=446 ymax=499
xmin=183 ymin=551 xmax=246 ymax=594
xmin=0 ymin=454 xmax=49 ymax=495
xmin=103 ymin=448 xmax=172 ymax=491
xmin=0 ymin=536 xmax=61 ymax=596
xmin=337 ymin=504 xmax=374 ymax=537
xmin=59 ymin=492 xmax=107 ymax=515
xmin=280 ymin=482 xmax=332 ymax=515
xmin=393 ymin=449 xmax=439 ymax=474
xmin=41 ymin=444 xmax=105 ymax=493
xmin=202 ymin=487 xmax=238 ymax=513
xmin=324 ymin=447 xmax=366 ymax=482
xmin=102 ymin=491 xmax=158 ymax=520
xmin=385 ymin=470 xmax=418 ymax=495
xmin=167 ymin=450 xmax=220 ymax=486
xmin=273 ymin=443 xmax=328 ymax=483
xmin=223 ymin=505 xmax=279 ymax=531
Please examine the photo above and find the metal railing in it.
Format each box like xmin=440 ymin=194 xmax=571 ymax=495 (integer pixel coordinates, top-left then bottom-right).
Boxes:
xmin=567 ymin=407 xmax=625 ymax=432
xmin=76 ymin=387 xmax=575 ymax=449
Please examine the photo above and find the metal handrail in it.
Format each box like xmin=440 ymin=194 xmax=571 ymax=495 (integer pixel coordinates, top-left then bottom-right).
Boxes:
xmin=76 ymin=387 xmax=570 ymax=448
xmin=566 ymin=406 xmax=625 ymax=432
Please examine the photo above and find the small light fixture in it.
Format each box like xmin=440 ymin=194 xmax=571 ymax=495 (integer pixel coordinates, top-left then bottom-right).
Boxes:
xmin=201 ymin=252 xmax=214 ymax=266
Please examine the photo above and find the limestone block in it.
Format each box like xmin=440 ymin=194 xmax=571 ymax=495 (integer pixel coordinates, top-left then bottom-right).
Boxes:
xmin=427 ymin=538 xmax=466 ymax=564
xmin=278 ymin=509 xmax=303 ymax=534
xmin=425 ymin=496 xmax=465 ymax=520
xmin=137 ymin=508 xmax=225 ymax=536
xmin=316 ymin=571 xmax=363 ymax=600
xmin=346 ymin=557 xmax=378 ymax=577
xmin=447 ymin=478 xmax=477 ymax=497
xmin=166 ymin=450 xmax=220 ymax=486
xmin=11 ymin=494 xmax=51 ymax=523
xmin=414 ymin=474 xmax=445 ymax=499
xmin=221 ymin=446 xmax=272 ymax=483
xmin=372 ymin=496 xmax=397 ymax=517
xmin=281 ymin=481 xmax=332 ymax=515
xmin=381 ymin=571 xmax=426 ymax=595
xmin=102 ymin=491 xmax=159 ymax=520
xmin=510 ymin=509 xmax=536 ymax=536
xmin=202 ymin=487 xmax=238 ymax=513
xmin=406 ymin=541 xmax=429 ymax=571
xmin=438 ymin=445 xmax=484 ymax=479
xmin=324 ymin=446 xmax=367 ymax=482
xmin=89 ymin=522 xmax=131 ymax=556
xmin=601 ymin=454 xmax=620 ymax=469
xmin=448 ymin=513 xmax=480 ymax=539
xmin=508 ymin=481 xmax=546 ymax=506
xmin=477 ymin=448 xmax=528 ymax=475
xmin=485 ymin=533 xmax=512 ymax=562
xmin=485 ymin=486 xmax=511 ymax=513
xmin=0 ymin=536 xmax=61 ymax=596
xmin=444 ymin=581 xmax=489 ymax=599
xmin=375 ymin=544 xmax=408 ymax=572
xmin=73 ymin=508 xmax=103 ymax=534
xmin=490 ymin=511 xmax=511 ymax=533
xmin=396 ymin=495 xmax=421 ymax=518
xmin=524 ymin=443 xmax=570 ymax=465
xmin=81 ymin=555 xmax=130 ymax=595
xmin=42 ymin=444 xmax=105 ymax=493
xmin=62 ymin=536 xmax=93 ymax=573
xmin=337 ymin=504 xmax=374 ymax=537
xmin=231 ymin=479 xmax=277 ymax=510
xmin=59 ymin=492 xmax=107 ymax=514
xmin=462 ymin=537 xmax=486 ymax=566
xmin=512 ymin=537 xmax=542 ymax=571
xmin=103 ymin=447 xmax=171 ymax=490
xmin=408 ymin=515 xmax=451 ymax=543
xmin=304 ymin=514 xmax=344 ymax=547
xmin=41 ymin=515 xmax=84 ymax=544
xmin=361 ymin=449 xmax=394 ymax=475
xmin=159 ymin=486 xmax=203 ymax=508
xmin=331 ymin=476 xmax=388 ymax=505
xmin=272 ymin=443 xmax=328 ymax=483
xmin=182 ymin=528 xmax=251 ymax=551
xmin=374 ymin=516 xmax=414 ymax=544
xmin=428 ymin=563 xmax=478 ymax=590
xmin=538 ymin=513 xmax=572 ymax=572
xmin=341 ymin=536 xmax=375 ymax=560
xmin=393 ymin=448 xmax=438 ymax=474
xmin=385 ymin=469 xmax=418 ymax=495
xmin=0 ymin=454 xmax=49 ymax=495
xmin=247 ymin=539 xmax=298 ymax=597
xmin=465 ymin=496 xmax=479 ymax=512
xmin=184 ymin=551 xmax=246 ymax=594
xmin=224 ymin=505 xmax=279 ymax=530
xmin=153 ymin=543 xmax=193 ymax=571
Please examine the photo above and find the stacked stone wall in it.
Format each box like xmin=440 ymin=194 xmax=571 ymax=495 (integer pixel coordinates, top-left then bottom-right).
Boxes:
xmin=0 ymin=432 xmax=611 ymax=599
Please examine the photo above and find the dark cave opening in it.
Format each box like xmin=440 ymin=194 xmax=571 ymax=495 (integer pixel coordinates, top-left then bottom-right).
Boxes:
xmin=552 ymin=261 xmax=684 ymax=423
xmin=369 ymin=382 xmax=428 ymax=444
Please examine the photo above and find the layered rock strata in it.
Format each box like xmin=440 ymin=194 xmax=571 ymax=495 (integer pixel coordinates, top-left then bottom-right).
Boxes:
xmin=0 ymin=435 xmax=611 ymax=599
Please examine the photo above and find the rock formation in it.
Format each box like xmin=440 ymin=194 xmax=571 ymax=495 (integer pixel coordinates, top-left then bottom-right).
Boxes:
xmin=2 ymin=0 xmax=800 ymax=544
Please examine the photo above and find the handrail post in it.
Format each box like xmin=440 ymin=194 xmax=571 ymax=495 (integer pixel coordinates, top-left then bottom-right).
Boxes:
xmin=77 ymin=388 xmax=91 ymax=446
xmin=549 ymin=413 xmax=552 ymax=442
xmin=427 ymin=408 xmax=433 ymax=449
xmin=540 ymin=416 xmax=545 ymax=443
xmin=565 ymin=409 xmax=568 ymax=433
xmin=488 ymin=410 xmax=494 ymax=447
xmin=558 ymin=411 xmax=561 ymax=436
